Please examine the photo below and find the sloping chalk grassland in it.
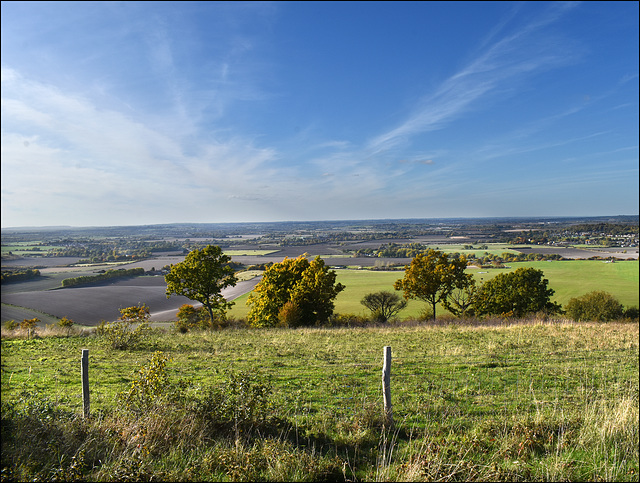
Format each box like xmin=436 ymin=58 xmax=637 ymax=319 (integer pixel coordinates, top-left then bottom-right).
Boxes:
xmin=1 ymin=321 xmax=638 ymax=481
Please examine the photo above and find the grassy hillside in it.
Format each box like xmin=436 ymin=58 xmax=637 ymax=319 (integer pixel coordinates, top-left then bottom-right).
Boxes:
xmin=1 ymin=321 xmax=637 ymax=481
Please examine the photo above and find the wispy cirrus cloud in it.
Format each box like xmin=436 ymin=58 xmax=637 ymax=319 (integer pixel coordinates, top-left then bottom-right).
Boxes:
xmin=367 ymin=2 xmax=581 ymax=154
xmin=475 ymin=130 xmax=611 ymax=163
xmin=0 ymin=66 xmax=281 ymax=225
xmin=1 ymin=61 xmax=408 ymax=225
xmin=398 ymin=158 xmax=434 ymax=165
xmin=302 ymin=3 xmax=583 ymax=197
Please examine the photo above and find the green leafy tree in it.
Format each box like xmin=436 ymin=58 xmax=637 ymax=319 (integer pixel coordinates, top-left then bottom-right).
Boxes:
xmin=565 ymin=291 xmax=624 ymax=322
xmin=442 ymin=274 xmax=478 ymax=317
xmin=247 ymin=255 xmax=345 ymax=327
xmin=394 ymin=249 xmax=468 ymax=320
xmin=165 ymin=245 xmax=238 ymax=327
xmin=475 ymin=267 xmax=561 ymax=318
xmin=360 ymin=291 xmax=407 ymax=322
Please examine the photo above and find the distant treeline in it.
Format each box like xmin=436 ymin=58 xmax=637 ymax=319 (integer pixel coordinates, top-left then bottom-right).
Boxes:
xmin=355 ymin=243 xmax=427 ymax=258
xmin=353 ymin=243 xmax=567 ymax=263
xmin=61 ymin=267 xmax=145 ymax=288
xmin=567 ymin=223 xmax=639 ymax=235
xmin=0 ymin=269 xmax=41 ymax=284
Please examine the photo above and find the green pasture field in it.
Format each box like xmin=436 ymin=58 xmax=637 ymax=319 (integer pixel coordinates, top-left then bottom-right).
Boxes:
xmin=235 ymin=269 xmax=263 ymax=281
xmin=229 ymin=260 xmax=639 ymax=320
xmin=347 ymin=243 xmax=521 ymax=258
xmin=1 ymin=243 xmax=66 ymax=256
xmin=470 ymin=260 xmax=639 ymax=307
xmin=1 ymin=322 xmax=638 ymax=481
xmin=2 ymin=322 xmax=637 ymax=420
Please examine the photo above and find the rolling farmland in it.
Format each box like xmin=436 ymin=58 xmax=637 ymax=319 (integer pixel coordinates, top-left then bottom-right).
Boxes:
xmin=2 ymin=219 xmax=638 ymax=326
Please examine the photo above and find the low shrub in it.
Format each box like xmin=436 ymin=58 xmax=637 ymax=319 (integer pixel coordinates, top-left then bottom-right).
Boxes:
xmin=623 ymin=306 xmax=639 ymax=320
xmin=565 ymin=291 xmax=624 ymax=322
xmin=118 ymin=351 xmax=172 ymax=413
xmin=328 ymin=313 xmax=370 ymax=327
xmin=175 ymin=304 xmax=237 ymax=332
xmin=193 ymin=369 xmax=274 ymax=433
xmin=278 ymin=301 xmax=303 ymax=327
xmin=96 ymin=304 xmax=152 ymax=349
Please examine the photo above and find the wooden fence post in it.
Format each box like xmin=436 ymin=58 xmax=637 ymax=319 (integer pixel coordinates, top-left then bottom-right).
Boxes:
xmin=382 ymin=346 xmax=393 ymax=427
xmin=81 ymin=349 xmax=90 ymax=419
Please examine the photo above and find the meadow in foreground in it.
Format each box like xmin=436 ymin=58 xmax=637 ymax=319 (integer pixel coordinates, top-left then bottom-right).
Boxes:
xmin=1 ymin=318 xmax=638 ymax=481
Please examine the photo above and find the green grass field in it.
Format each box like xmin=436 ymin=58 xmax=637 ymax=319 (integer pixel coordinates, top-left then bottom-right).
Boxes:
xmin=229 ymin=260 xmax=639 ymax=320
xmin=1 ymin=242 xmax=67 ymax=255
xmin=470 ymin=260 xmax=639 ymax=307
xmin=1 ymin=321 xmax=638 ymax=481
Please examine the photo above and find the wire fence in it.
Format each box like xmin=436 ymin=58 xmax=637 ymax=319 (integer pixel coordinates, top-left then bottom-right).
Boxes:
xmin=4 ymin=342 xmax=636 ymax=427
xmin=254 ymin=347 xmax=639 ymax=425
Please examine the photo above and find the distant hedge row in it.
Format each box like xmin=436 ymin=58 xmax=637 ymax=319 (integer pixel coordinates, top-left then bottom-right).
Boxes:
xmin=0 ymin=269 xmax=41 ymax=284
xmin=62 ymin=267 xmax=145 ymax=288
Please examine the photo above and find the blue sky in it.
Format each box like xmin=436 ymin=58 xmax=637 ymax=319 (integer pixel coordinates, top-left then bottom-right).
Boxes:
xmin=1 ymin=1 xmax=638 ymax=227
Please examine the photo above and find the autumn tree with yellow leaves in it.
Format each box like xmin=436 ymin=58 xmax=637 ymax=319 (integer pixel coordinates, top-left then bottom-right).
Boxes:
xmin=394 ymin=249 xmax=469 ymax=321
xmin=247 ymin=255 xmax=345 ymax=328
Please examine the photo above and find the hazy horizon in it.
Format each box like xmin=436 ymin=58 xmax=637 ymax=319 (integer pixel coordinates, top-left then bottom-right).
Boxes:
xmin=2 ymin=2 xmax=638 ymax=228
xmin=2 ymin=213 xmax=638 ymax=232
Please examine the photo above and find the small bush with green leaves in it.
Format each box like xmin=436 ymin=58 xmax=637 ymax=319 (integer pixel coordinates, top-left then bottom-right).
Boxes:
xmin=175 ymin=304 xmax=205 ymax=332
xmin=175 ymin=304 xmax=231 ymax=332
xmin=193 ymin=369 xmax=274 ymax=432
xmin=623 ymin=305 xmax=639 ymax=320
xmin=565 ymin=291 xmax=625 ymax=322
xmin=96 ymin=304 xmax=152 ymax=349
xmin=118 ymin=351 xmax=173 ymax=412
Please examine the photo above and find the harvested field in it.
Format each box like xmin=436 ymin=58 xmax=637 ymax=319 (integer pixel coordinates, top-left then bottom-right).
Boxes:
xmin=229 ymin=254 xmax=410 ymax=268
xmin=0 ymin=304 xmax=61 ymax=325
xmin=1 ymin=276 xmax=261 ymax=326
xmin=3 ymin=237 xmax=637 ymax=329
xmin=0 ymin=256 xmax=82 ymax=268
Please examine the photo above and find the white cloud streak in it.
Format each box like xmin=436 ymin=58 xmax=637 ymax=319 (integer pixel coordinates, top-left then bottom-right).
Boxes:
xmin=367 ymin=2 xmax=581 ymax=154
xmin=1 ymin=66 xmax=281 ymax=225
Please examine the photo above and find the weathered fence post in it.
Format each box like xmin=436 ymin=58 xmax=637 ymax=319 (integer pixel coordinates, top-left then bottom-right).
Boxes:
xmin=382 ymin=346 xmax=393 ymax=427
xmin=81 ymin=349 xmax=90 ymax=418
